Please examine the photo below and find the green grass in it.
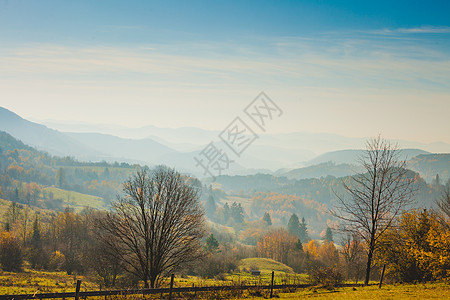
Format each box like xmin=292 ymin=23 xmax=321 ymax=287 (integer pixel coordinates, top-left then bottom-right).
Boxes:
xmin=41 ymin=187 xmax=106 ymax=211
xmin=1 ymin=269 xmax=448 ymax=299
xmin=238 ymin=258 xmax=294 ymax=274
xmin=0 ymin=269 xmax=99 ymax=295
xmin=206 ymin=220 xmax=236 ymax=235
xmin=247 ymin=282 xmax=450 ymax=299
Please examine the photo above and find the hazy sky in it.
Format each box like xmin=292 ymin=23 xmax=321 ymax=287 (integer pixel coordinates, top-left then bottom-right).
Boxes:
xmin=1 ymin=0 xmax=449 ymax=143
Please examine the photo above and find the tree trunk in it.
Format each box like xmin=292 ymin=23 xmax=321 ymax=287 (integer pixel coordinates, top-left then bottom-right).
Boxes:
xmin=150 ymin=277 xmax=156 ymax=288
xmin=365 ymin=246 xmax=373 ymax=285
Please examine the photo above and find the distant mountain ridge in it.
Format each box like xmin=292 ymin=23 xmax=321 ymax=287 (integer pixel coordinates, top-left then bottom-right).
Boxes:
xmin=305 ymin=148 xmax=430 ymax=166
xmin=0 ymin=107 xmax=104 ymax=158
xmin=2 ymin=106 xmax=449 ymax=177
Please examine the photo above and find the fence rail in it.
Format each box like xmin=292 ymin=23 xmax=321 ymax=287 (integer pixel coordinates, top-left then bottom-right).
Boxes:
xmin=0 ymin=283 xmax=366 ymax=300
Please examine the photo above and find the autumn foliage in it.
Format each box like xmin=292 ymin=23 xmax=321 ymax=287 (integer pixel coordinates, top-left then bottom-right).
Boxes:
xmin=257 ymin=228 xmax=298 ymax=264
xmin=377 ymin=209 xmax=450 ymax=282
xmin=0 ymin=231 xmax=23 ymax=271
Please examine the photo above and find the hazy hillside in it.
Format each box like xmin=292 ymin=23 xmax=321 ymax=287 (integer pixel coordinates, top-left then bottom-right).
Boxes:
xmin=66 ymin=132 xmax=178 ymax=165
xmin=306 ymin=148 xmax=430 ymax=166
xmin=0 ymin=107 xmax=103 ymax=159
xmin=276 ymin=162 xmax=363 ymax=180
xmin=407 ymin=153 xmax=450 ymax=183
xmin=3 ymin=107 xmax=449 ymax=178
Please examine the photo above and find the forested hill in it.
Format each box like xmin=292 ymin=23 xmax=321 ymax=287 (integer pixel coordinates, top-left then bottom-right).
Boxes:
xmin=407 ymin=153 xmax=450 ymax=183
xmin=211 ymin=168 xmax=445 ymax=210
xmin=1 ymin=129 xmax=448 ymax=237
xmin=0 ymin=130 xmax=137 ymax=211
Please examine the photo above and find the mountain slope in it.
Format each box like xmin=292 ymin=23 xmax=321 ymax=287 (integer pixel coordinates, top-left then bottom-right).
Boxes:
xmin=277 ymin=162 xmax=364 ymax=180
xmin=407 ymin=154 xmax=450 ymax=183
xmin=0 ymin=107 xmax=103 ymax=158
xmin=306 ymin=149 xmax=430 ymax=166
xmin=66 ymin=132 xmax=178 ymax=164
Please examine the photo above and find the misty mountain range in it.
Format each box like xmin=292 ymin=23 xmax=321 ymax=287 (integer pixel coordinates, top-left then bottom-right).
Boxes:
xmin=1 ymin=106 xmax=449 ymax=180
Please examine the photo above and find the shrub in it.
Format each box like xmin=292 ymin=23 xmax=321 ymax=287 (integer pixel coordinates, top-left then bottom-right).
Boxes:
xmin=48 ymin=251 xmax=65 ymax=271
xmin=196 ymin=253 xmax=237 ymax=278
xmin=0 ymin=231 xmax=23 ymax=272
xmin=309 ymin=266 xmax=343 ymax=286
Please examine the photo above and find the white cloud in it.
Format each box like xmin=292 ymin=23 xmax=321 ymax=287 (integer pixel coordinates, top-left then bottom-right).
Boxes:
xmin=0 ymin=32 xmax=449 ymax=143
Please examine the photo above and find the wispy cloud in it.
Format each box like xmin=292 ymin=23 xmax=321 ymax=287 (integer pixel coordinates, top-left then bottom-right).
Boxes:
xmin=367 ymin=26 xmax=450 ymax=35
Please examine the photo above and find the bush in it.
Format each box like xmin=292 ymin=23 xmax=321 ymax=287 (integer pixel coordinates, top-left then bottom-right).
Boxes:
xmin=48 ymin=251 xmax=65 ymax=271
xmin=0 ymin=232 xmax=23 ymax=272
xmin=309 ymin=266 xmax=343 ymax=286
xmin=195 ymin=253 xmax=237 ymax=278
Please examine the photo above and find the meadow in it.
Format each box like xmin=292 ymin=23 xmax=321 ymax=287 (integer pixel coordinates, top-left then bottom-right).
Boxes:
xmin=1 ymin=260 xmax=449 ymax=299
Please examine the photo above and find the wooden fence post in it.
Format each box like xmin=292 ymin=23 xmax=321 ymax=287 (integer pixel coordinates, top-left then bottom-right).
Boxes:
xmin=75 ymin=280 xmax=81 ymax=300
xmin=168 ymin=274 xmax=175 ymax=300
xmin=379 ymin=264 xmax=387 ymax=289
xmin=270 ymin=271 xmax=274 ymax=298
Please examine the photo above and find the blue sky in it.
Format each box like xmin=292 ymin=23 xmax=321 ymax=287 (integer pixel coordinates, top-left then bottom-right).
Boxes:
xmin=1 ymin=0 xmax=449 ymax=143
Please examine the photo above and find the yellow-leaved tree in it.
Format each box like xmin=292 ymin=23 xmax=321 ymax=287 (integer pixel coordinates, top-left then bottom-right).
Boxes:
xmin=376 ymin=209 xmax=450 ymax=282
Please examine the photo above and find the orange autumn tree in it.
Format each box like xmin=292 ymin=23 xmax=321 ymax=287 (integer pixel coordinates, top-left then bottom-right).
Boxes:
xmin=317 ymin=240 xmax=339 ymax=267
xmin=257 ymin=228 xmax=298 ymax=264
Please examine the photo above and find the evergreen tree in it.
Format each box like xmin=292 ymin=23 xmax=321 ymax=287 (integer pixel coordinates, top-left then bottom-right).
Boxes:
xmin=433 ymin=174 xmax=441 ymax=186
xmin=299 ymin=217 xmax=309 ymax=243
xmin=223 ymin=203 xmax=230 ymax=223
xmin=29 ymin=215 xmax=45 ymax=269
xmin=324 ymin=227 xmax=333 ymax=242
xmin=262 ymin=212 xmax=272 ymax=225
xmin=56 ymin=168 xmax=65 ymax=188
xmin=295 ymin=238 xmax=303 ymax=252
xmin=231 ymin=202 xmax=244 ymax=224
xmin=287 ymin=213 xmax=300 ymax=237
xmin=205 ymin=195 xmax=217 ymax=219
xmin=13 ymin=188 xmax=20 ymax=202
xmin=205 ymin=234 xmax=219 ymax=253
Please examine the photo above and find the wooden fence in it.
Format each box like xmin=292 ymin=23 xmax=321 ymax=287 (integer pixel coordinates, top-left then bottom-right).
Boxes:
xmin=0 ymin=272 xmax=365 ymax=300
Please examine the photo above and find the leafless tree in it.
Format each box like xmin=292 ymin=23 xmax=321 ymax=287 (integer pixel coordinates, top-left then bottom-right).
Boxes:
xmin=331 ymin=136 xmax=415 ymax=285
xmin=436 ymin=185 xmax=450 ymax=228
xmin=340 ymin=233 xmax=365 ymax=283
xmin=98 ymin=167 xmax=205 ymax=288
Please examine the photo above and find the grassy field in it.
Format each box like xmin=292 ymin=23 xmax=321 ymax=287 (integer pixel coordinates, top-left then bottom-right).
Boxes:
xmin=252 ymin=282 xmax=450 ymax=299
xmin=237 ymin=258 xmax=294 ymax=274
xmin=41 ymin=187 xmax=106 ymax=211
xmin=0 ymin=269 xmax=99 ymax=295
xmin=0 ymin=268 xmax=449 ymax=299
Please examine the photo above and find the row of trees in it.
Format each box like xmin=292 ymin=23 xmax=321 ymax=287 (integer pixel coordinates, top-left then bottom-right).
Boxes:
xmin=1 ymin=136 xmax=449 ymax=288
xmin=0 ymin=167 xmax=207 ymax=288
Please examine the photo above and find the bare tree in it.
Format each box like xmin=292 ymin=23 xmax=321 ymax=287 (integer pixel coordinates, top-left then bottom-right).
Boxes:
xmin=98 ymin=167 xmax=205 ymax=288
xmin=331 ymin=136 xmax=414 ymax=285
xmin=340 ymin=233 xmax=365 ymax=283
xmin=436 ymin=185 xmax=450 ymax=228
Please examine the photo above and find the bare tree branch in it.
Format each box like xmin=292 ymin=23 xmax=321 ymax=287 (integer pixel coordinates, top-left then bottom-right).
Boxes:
xmin=97 ymin=166 xmax=205 ymax=288
xmin=331 ymin=136 xmax=415 ymax=285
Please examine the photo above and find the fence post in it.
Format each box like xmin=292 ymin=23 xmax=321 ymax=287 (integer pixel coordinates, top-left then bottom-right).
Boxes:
xmin=168 ymin=274 xmax=175 ymax=300
xmin=75 ymin=280 xmax=81 ymax=300
xmin=379 ymin=264 xmax=387 ymax=289
xmin=270 ymin=271 xmax=274 ymax=298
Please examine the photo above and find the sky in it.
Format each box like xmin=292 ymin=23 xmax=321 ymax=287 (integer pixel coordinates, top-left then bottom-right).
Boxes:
xmin=1 ymin=0 xmax=449 ymax=143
